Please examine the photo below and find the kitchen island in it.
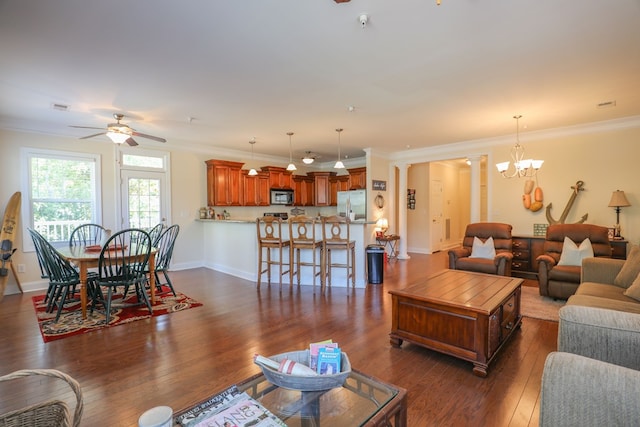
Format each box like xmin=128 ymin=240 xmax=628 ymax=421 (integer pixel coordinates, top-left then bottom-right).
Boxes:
xmin=200 ymin=218 xmax=376 ymax=288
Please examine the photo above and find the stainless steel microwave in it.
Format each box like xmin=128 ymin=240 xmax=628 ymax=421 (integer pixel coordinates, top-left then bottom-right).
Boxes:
xmin=270 ymin=189 xmax=294 ymax=205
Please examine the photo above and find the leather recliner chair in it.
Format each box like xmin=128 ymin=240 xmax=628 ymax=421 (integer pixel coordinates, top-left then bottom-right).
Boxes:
xmin=448 ymin=222 xmax=514 ymax=276
xmin=536 ymin=224 xmax=612 ymax=299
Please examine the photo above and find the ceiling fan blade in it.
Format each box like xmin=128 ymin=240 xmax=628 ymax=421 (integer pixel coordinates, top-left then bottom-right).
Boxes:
xmin=131 ymin=131 xmax=166 ymax=143
xmin=70 ymin=125 xmax=106 ymax=130
xmin=79 ymin=132 xmax=106 ymax=140
xmin=125 ymin=138 xmax=139 ymax=147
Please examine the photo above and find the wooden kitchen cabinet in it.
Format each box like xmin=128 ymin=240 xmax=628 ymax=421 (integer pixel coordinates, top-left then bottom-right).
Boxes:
xmin=206 ymin=159 xmax=243 ymax=206
xmin=261 ymin=166 xmax=292 ymax=189
xmin=242 ymin=171 xmax=270 ymax=206
xmin=329 ymin=175 xmax=350 ymax=206
xmin=292 ymin=175 xmax=315 ymax=206
xmin=307 ymin=171 xmax=336 ymax=207
xmin=348 ymin=167 xmax=367 ymax=190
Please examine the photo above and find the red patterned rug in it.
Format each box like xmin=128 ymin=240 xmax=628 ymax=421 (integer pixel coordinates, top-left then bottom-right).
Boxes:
xmin=32 ymin=286 xmax=203 ymax=343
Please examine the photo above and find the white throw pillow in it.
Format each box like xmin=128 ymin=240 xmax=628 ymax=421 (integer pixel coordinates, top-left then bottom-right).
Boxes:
xmin=557 ymin=236 xmax=594 ymax=266
xmin=469 ymin=236 xmax=496 ymax=259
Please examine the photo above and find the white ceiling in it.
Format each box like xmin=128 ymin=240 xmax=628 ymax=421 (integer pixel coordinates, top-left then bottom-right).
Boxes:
xmin=1 ymin=0 xmax=639 ymax=163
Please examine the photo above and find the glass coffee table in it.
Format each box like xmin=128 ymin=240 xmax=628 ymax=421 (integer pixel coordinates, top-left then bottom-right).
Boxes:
xmin=174 ymin=369 xmax=407 ymax=426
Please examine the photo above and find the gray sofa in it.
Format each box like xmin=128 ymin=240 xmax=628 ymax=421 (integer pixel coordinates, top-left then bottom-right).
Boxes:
xmin=540 ymin=352 xmax=640 ymax=427
xmin=540 ymin=255 xmax=640 ymax=426
xmin=558 ymin=256 xmax=640 ymax=370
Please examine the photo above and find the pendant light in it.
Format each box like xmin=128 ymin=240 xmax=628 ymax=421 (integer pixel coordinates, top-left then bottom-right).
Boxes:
xmin=334 ymin=128 xmax=345 ymax=169
xmin=286 ymin=132 xmax=297 ymax=171
xmin=248 ymin=139 xmax=258 ymax=176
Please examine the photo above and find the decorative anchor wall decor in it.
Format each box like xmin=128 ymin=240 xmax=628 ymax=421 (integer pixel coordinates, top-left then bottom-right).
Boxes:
xmin=545 ymin=180 xmax=588 ymax=225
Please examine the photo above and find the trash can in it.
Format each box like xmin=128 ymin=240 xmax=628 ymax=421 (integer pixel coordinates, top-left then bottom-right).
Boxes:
xmin=366 ymin=244 xmax=385 ymax=284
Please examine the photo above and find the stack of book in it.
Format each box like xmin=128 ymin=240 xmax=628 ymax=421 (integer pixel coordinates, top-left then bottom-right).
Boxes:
xmin=175 ymin=385 xmax=286 ymax=427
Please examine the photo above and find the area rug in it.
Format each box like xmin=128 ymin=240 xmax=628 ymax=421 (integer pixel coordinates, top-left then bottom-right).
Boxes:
xmin=32 ymin=286 xmax=203 ymax=343
xmin=520 ymin=285 xmax=566 ymax=322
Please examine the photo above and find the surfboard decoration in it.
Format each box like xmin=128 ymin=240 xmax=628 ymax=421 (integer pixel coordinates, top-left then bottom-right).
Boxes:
xmin=0 ymin=192 xmax=21 ymax=301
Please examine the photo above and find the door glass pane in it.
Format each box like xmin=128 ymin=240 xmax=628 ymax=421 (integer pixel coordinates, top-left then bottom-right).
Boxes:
xmin=128 ymin=177 xmax=161 ymax=230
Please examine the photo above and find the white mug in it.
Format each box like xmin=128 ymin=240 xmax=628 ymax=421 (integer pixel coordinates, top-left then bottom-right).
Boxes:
xmin=138 ymin=406 xmax=173 ymax=427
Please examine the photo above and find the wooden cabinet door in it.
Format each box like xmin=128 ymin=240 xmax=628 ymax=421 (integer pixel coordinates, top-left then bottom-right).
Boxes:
xmin=348 ymin=167 xmax=367 ymax=190
xmin=257 ymin=173 xmax=270 ymax=206
xmin=205 ymin=160 xmax=244 ymax=206
xmin=308 ymin=172 xmax=336 ymax=207
xmin=302 ymin=177 xmax=315 ymax=206
xmin=242 ymin=172 xmax=270 ymax=206
xmin=262 ymin=166 xmax=293 ymax=189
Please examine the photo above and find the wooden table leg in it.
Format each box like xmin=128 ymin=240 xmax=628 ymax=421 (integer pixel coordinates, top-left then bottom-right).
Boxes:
xmin=149 ymin=252 xmax=156 ymax=304
xmin=80 ymin=265 xmax=88 ymax=319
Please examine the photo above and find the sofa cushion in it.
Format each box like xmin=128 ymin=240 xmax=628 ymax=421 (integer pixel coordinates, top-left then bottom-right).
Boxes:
xmin=576 ymin=282 xmax=632 ymax=302
xmin=623 ymin=273 xmax=640 ymax=302
xmin=469 ymin=236 xmax=496 ymax=259
xmin=558 ymin=236 xmax=593 ymax=266
xmin=566 ymin=294 xmax=640 ymax=314
xmin=614 ymin=245 xmax=640 ymax=288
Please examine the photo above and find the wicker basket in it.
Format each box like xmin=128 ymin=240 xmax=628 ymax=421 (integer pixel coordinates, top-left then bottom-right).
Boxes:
xmin=255 ymin=350 xmax=351 ymax=391
xmin=0 ymin=369 xmax=83 ymax=427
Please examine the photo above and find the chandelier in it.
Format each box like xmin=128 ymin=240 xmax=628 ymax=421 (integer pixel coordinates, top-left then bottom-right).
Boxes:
xmin=495 ymin=115 xmax=543 ymax=178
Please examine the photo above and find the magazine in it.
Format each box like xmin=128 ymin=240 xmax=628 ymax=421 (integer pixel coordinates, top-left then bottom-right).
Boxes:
xmin=176 ymin=385 xmax=242 ymax=427
xmin=316 ymin=346 xmax=341 ymax=375
xmin=190 ymin=392 xmax=287 ymax=427
xmin=308 ymin=340 xmax=338 ymax=371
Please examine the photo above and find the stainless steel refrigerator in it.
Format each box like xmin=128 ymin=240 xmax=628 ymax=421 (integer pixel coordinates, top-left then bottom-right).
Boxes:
xmin=337 ymin=189 xmax=366 ymax=220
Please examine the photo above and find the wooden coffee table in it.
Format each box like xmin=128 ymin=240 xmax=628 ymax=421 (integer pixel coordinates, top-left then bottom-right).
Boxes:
xmin=389 ymin=269 xmax=523 ymax=377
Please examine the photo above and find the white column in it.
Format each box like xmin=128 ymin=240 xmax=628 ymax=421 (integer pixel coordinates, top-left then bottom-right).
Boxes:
xmin=468 ymin=155 xmax=482 ymax=223
xmin=396 ymin=162 xmax=411 ymax=260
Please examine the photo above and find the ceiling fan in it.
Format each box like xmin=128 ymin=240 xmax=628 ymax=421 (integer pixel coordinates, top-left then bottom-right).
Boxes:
xmin=70 ymin=113 xmax=167 ymax=146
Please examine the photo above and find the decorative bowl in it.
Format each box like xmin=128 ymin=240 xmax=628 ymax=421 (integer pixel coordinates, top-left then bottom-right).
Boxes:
xmin=255 ymin=349 xmax=351 ymax=391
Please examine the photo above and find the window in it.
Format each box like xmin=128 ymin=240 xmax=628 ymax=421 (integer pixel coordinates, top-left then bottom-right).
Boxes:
xmin=22 ymin=148 xmax=101 ymax=246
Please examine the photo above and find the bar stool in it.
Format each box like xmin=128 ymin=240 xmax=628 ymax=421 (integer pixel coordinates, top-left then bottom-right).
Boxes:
xmin=256 ymin=216 xmax=290 ymax=288
xmin=322 ymin=215 xmax=356 ymax=289
xmin=288 ymin=215 xmax=323 ymax=289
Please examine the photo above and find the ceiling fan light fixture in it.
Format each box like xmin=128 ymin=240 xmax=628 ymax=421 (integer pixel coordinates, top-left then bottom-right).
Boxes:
xmin=106 ymin=131 xmax=130 ymax=144
xmin=302 ymin=156 xmax=315 ymax=165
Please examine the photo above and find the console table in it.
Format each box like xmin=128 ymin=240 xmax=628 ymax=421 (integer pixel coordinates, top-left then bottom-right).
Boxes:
xmin=511 ymin=235 xmax=628 ymax=279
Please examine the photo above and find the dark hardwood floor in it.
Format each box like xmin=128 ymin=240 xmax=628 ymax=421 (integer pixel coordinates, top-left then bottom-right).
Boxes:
xmin=0 ymin=251 xmax=557 ymax=426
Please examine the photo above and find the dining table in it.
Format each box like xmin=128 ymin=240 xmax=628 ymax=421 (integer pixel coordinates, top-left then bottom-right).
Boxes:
xmin=57 ymin=244 xmax=157 ymax=319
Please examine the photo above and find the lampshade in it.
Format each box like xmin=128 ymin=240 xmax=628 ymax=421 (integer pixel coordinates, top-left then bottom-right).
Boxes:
xmin=608 ymin=190 xmax=631 ymax=208
xmin=106 ymin=131 xmax=130 ymax=144
xmin=376 ymin=218 xmax=388 ymax=230
xmin=248 ymin=168 xmax=258 ymax=176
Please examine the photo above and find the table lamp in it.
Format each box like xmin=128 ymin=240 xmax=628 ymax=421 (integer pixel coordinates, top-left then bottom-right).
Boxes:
xmin=376 ymin=218 xmax=389 ymax=237
xmin=608 ymin=190 xmax=631 ymax=239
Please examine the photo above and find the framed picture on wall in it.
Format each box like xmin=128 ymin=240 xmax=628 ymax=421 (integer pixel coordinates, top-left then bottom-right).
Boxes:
xmin=608 ymin=227 xmax=615 ymax=240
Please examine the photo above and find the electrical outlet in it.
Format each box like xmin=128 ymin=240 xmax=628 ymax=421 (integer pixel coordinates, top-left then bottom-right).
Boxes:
xmin=17 ymin=264 xmax=26 ymax=273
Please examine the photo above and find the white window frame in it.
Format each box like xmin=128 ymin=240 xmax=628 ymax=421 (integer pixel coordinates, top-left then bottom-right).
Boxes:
xmin=21 ymin=147 xmax=102 ymax=251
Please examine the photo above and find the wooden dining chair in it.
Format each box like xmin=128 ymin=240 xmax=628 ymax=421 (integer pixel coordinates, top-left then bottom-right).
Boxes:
xmin=27 ymin=228 xmax=83 ymax=322
xmin=91 ymin=228 xmax=153 ymax=324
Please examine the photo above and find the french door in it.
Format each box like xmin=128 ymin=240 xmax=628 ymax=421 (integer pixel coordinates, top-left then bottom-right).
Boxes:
xmin=117 ymin=148 xmax=170 ymax=232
